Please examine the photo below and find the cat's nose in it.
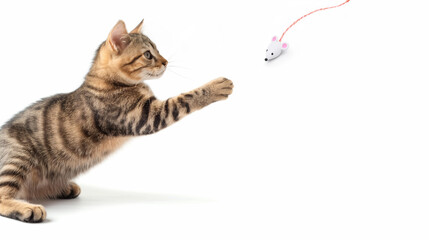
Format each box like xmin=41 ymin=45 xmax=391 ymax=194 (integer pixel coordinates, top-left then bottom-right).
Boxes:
xmin=159 ymin=55 xmax=168 ymax=67
xmin=265 ymin=58 xmax=268 ymax=61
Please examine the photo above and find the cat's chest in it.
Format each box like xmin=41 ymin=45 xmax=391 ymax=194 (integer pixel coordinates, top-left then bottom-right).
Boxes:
xmin=83 ymin=137 xmax=129 ymax=166
xmin=70 ymin=136 xmax=130 ymax=175
xmin=91 ymin=136 xmax=130 ymax=161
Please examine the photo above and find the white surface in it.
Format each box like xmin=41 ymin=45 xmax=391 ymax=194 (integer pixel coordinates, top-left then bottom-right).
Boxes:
xmin=0 ymin=0 xmax=428 ymax=239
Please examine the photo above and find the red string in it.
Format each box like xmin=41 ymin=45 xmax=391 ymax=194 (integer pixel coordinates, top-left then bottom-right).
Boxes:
xmin=279 ymin=0 xmax=350 ymax=42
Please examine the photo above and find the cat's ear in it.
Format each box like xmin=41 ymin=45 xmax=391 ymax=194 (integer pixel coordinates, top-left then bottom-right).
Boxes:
xmin=130 ymin=19 xmax=144 ymax=34
xmin=107 ymin=20 xmax=130 ymax=53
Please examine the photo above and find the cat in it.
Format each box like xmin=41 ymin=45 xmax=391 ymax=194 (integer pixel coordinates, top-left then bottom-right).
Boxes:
xmin=0 ymin=19 xmax=233 ymax=223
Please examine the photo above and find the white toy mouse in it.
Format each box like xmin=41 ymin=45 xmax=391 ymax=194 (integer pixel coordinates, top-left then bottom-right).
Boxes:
xmin=265 ymin=36 xmax=288 ymax=61
xmin=264 ymin=0 xmax=350 ymax=62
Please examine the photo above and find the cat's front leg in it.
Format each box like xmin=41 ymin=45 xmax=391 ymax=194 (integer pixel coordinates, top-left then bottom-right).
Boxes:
xmin=144 ymin=77 xmax=234 ymax=134
xmin=123 ymin=77 xmax=233 ymax=136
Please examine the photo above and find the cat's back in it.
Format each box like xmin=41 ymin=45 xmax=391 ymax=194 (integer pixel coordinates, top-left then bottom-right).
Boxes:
xmin=1 ymin=93 xmax=69 ymax=132
xmin=0 ymin=93 xmax=70 ymax=162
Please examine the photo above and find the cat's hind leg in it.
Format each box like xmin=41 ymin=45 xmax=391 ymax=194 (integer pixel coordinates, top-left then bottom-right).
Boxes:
xmin=55 ymin=182 xmax=81 ymax=199
xmin=0 ymin=157 xmax=47 ymax=223
xmin=33 ymin=179 xmax=81 ymax=200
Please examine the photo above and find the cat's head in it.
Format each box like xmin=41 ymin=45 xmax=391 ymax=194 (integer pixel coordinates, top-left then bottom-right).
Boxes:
xmin=93 ymin=20 xmax=168 ymax=84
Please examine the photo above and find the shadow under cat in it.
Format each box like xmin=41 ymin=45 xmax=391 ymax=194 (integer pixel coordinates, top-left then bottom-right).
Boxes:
xmin=34 ymin=184 xmax=213 ymax=208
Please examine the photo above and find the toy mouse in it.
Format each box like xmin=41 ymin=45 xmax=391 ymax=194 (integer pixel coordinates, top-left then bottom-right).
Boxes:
xmin=265 ymin=36 xmax=288 ymax=61
xmin=264 ymin=0 xmax=350 ymax=62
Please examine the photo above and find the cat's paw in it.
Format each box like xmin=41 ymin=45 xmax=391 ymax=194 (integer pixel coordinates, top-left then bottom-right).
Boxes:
xmin=21 ymin=205 xmax=46 ymax=223
xmin=57 ymin=182 xmax=81 ymax=199
xmin=5 ymin=202 xmax=47 ymax=223
xmin=205 ymin=77 xmax=234 ymax=102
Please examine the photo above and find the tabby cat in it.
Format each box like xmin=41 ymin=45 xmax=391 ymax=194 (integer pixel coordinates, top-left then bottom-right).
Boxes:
xmin=0 ymin=20 xmax=233 ymax=223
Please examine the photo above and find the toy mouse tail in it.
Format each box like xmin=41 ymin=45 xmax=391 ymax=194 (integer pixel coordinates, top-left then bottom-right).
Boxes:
xmin=279 ymin=0 xmax=351 ymax=42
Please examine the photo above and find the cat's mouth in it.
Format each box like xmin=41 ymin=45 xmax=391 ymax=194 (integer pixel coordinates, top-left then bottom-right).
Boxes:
xmin=147 ymin=71 xmax=164 ymax=78
xmin=147 ymin=67 xmax=166 ymax=78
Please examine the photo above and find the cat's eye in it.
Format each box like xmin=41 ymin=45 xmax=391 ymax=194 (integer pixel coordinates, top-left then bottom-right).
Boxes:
xmin=144 ymin=51 xmax=153 ymax=60
xmin=266 ymin=49 xmax=268 ymax=52
xmin=271 ymin=53 xmax=274 ymax=55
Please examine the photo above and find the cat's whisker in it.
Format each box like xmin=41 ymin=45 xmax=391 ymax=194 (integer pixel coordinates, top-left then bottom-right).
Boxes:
xmin=165 ymin=54 xmax=179 ymax=64
xmin=166 ymin=59 xmax=192 ymax=69
xmin=165 ymin=48 xmax=181 ymax=60
xmin=168 ymin=65 xmax=192 ymax=70
xmin=166 ymin=55 xmax=176 ymax=61
xmin=166 ymin=68 xmax=197 ymax=82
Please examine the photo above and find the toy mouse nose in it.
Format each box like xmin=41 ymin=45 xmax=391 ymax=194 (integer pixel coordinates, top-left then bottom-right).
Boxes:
xmin=265 ymin=58 xmax=268 ymax=61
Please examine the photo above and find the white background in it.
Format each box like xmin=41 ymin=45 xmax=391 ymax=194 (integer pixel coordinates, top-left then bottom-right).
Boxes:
xmin=0 ymin=0 xmax=428 ymax=239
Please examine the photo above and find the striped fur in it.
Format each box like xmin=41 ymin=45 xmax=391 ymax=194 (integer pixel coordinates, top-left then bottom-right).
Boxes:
xmin=0 ymin=20 xmax=233 ymax=223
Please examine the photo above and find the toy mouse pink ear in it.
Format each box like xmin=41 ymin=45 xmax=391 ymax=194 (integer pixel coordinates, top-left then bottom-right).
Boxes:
xmin=272 ymin=36 xmax=277 ymax=42
xmin=281 ymin=43 xmax=288 ymax=49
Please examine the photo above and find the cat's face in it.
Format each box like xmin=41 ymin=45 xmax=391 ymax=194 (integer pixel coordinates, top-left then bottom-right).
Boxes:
xmin=96 ymin=20 xmax=168 ymax=83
